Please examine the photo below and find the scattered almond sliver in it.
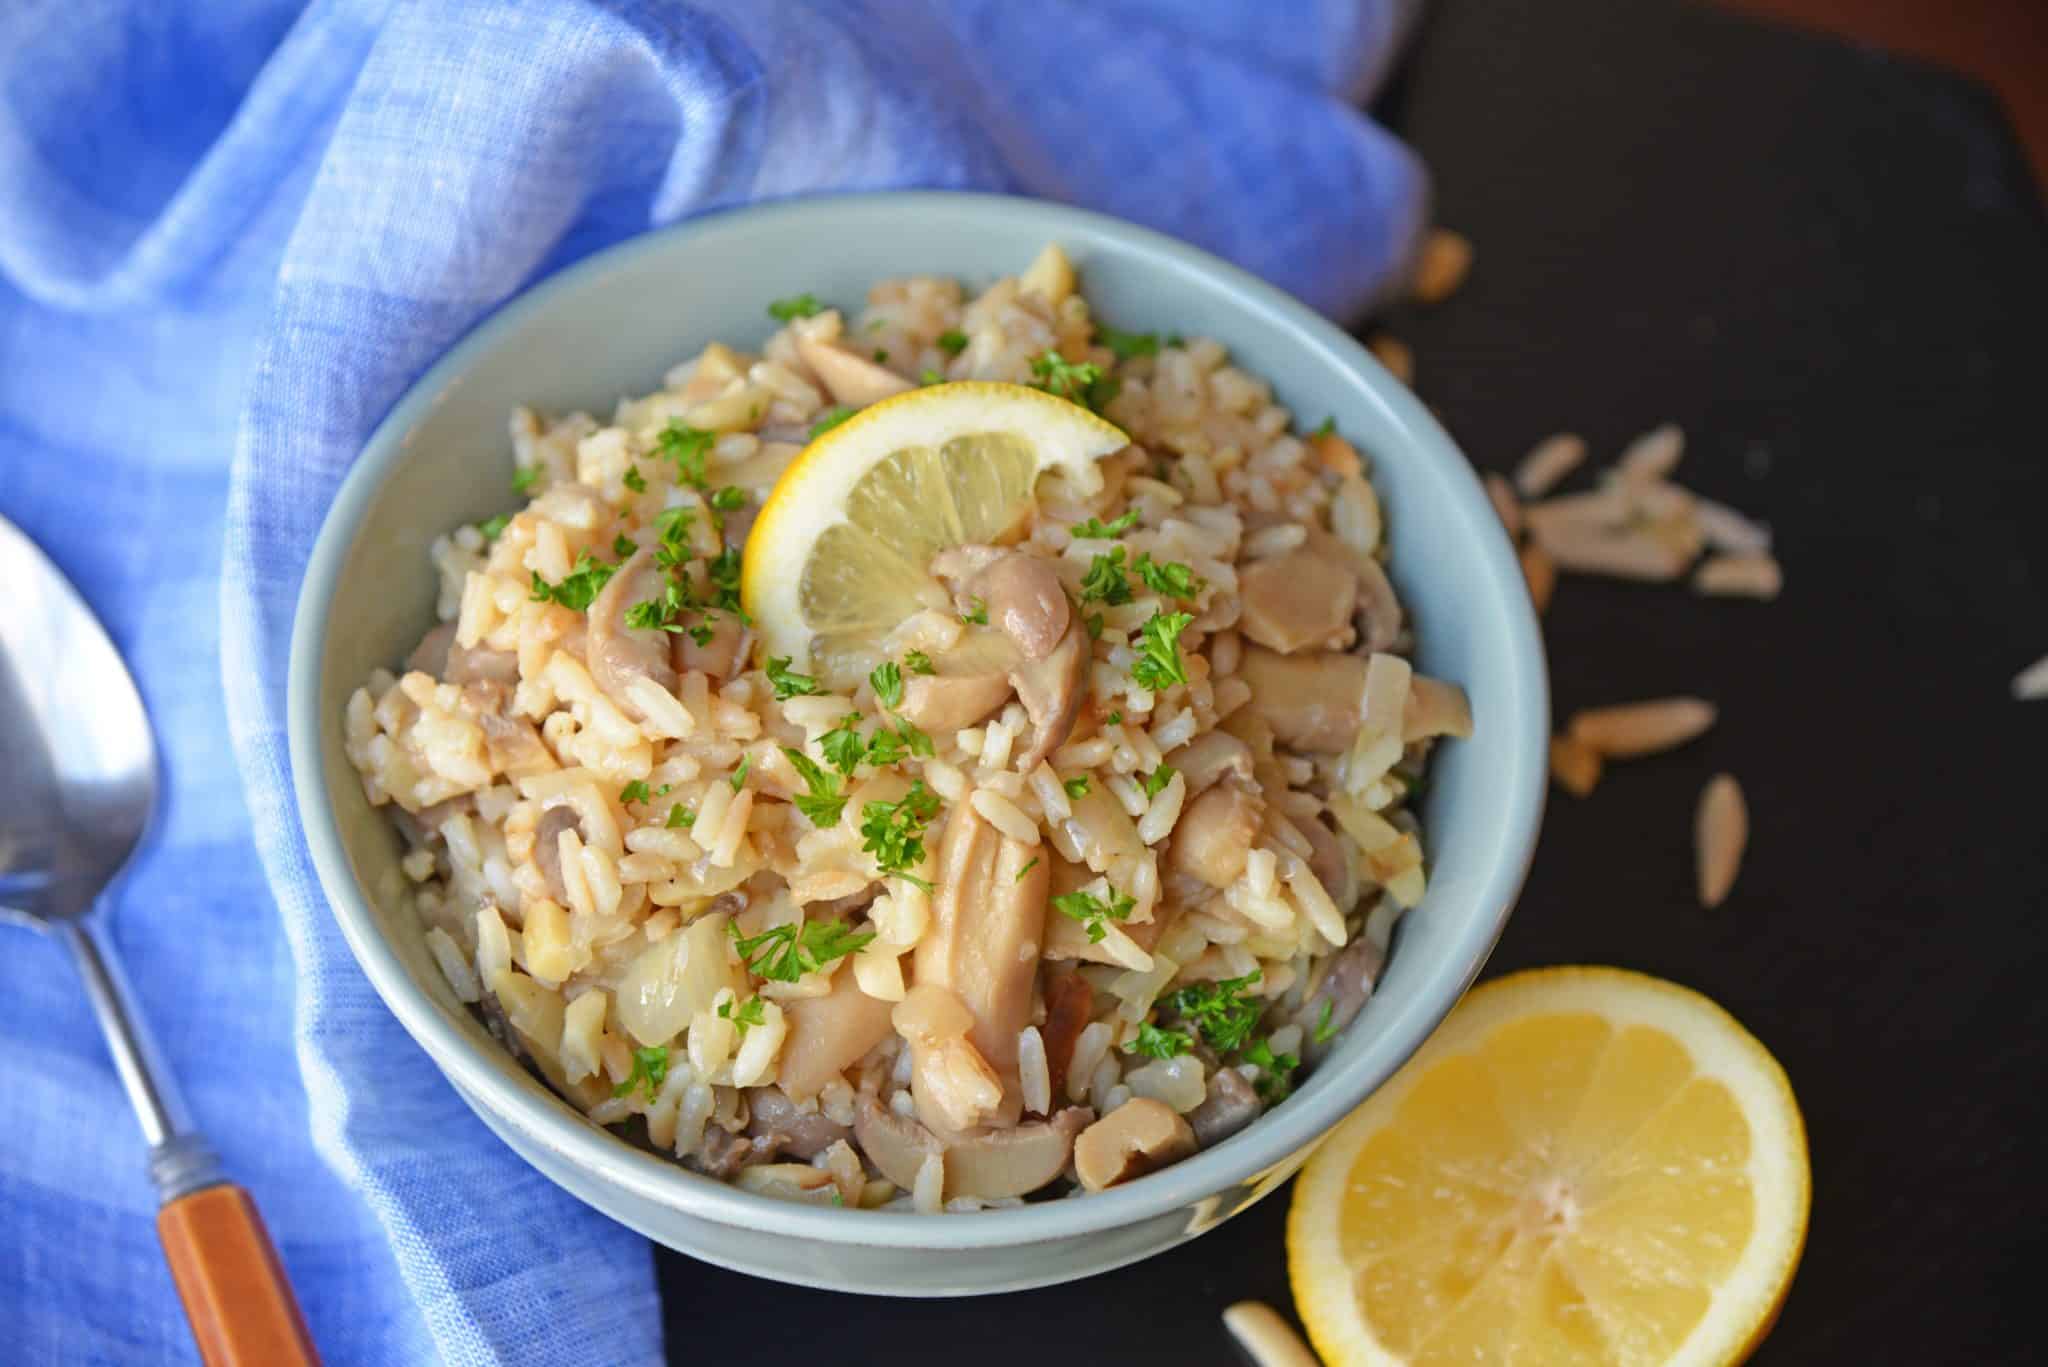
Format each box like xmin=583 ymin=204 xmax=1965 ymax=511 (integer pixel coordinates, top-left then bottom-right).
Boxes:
xmin=1514 ymin=433 xmax=1587 ymax=498
xmin=1367 ymin=333 xmax=1414 ymax=385
xmin=1549 ymin=734 xmax=1602 ymax=797
xmin=1412 ymin=228 xmax=1474 ymax=305
xmin=1568 ymin=696 xmax=1717 ymax=758
xmin=1694 ymin=552 xmax=1783 ymax=600
xmin=1533 ymin=526 xmax=1691 ymax=582
xmin=1616 ymin=422 xmax=1684 ymax=483
xmin=1695 ymin=773 xmax=1749 ymax=907
xmin=1518 ymin=542 xmax=1556 ymax=614
xmin=2011 ymin=652 xmax=2048 ymax=701
xmin=1484 ymin=472 xmax=1521 ymax=539
xmin=1222 ymin=1302 xmax=1322 ymax=1367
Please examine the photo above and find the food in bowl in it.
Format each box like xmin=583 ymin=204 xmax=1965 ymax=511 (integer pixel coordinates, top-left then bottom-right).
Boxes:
xmin=340 ymin=244 xmax=1472 ymax=1211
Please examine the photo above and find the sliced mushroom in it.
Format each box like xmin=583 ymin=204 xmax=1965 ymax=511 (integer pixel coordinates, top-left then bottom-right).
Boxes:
xmin=896 ymin=671 xmax=1013 ymax=734
xmin=795 ymin=334 xmax=914 ymax=408
xmin=1403 ymin=675 xmax=1474 ymax=742
xmin=1294 ymin=934 xmax=1386 ymax=1066
xmin=913 ymin=798 xmax=1048 ymax=1126
xmin=957 ymin=550 xmax=1070 ymax=661
xmin=852 ymin=1096 xmax=1093 ymax=1201
xmin=1187 ymin=1067 xmax=1263 ymax=1148
xmin=1237 ymin=547 xmax=1358 ymax=654
xmin=532 ymin=805 xmax=583 ymax=904
xmin=1237 ymin=646 xmax=1368 ymax=753
xmin=1353 ymin=554 xmax=1404 ymax=654
xmin=895 ymin=984 xmax=1007 ymax=1133
xmin=745 ymin=1086 xmax=851 ymax=1160
xmin=585 ymin=547 xmax=679 ymax=720
xmin=1168 ymin=782 xmax=1265 ymax=889
xmin=1297 ymin=812 xmax=1357 ymax=912
xmin=688 ymin=1125 xmax=774 ymax=1181
xmin=407 ymin=622 xmax=457 ymax=677
xmin=1073 ymin=1097 xmax=1198 ymax=1191
xmin=675 ymin=611 xmax=750 ymax=681
xmin=462 ymin=682 xmax=554 ymax=777
xmin=1011 ymin=623 xmax=1088 ymax=772
xmin=1164 ymin=730 xmax=1254 ymax=794
xmin=1038 ymin=971 xmax=1095 ymax=1108
xmin=778 ymin=968 xmax=897 ymax=1101
xmin=448 ymin=643 xmax=521 ymax=686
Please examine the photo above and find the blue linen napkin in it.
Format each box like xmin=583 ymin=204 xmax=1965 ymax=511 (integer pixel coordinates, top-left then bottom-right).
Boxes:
xmin=0 ymin=3 xmax=1426 ymax=1361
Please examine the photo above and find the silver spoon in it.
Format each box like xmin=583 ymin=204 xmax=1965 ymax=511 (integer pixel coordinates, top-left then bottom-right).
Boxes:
xmin=0 ymin=514 xmax=317 ymax=1366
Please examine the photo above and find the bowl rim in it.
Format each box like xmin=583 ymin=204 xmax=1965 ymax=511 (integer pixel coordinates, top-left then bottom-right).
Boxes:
xmin=288 ymin=189 xmax=1548 ymax=1250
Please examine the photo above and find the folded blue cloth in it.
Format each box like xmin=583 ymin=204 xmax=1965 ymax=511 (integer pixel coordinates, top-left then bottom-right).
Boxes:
xmin=0 ymin=3 xmax=1426 ymax=1361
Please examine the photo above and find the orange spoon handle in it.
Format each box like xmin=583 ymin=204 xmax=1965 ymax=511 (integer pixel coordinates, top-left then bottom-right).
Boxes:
xmin=156 ymin=1183 xmax=320 ymax=1366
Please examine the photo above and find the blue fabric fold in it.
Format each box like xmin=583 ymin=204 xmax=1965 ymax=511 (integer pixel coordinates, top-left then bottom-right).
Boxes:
xmin=0 ymin=3 xmax=1425 ymax=1360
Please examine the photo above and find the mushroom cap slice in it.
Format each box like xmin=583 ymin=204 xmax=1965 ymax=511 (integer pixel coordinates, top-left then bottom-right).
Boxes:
xmin=1073 ymin=1097 xmax=1198 ymax=1191
xmin=1237 ymin=547 xmax=1358 ymax=654
xmin=1011 ymin=622 xmax=1088 ymax=772
xmin=896 ymin=670 xmax=1013 ymax=734
xmin=780 ymin=968 xmax=898 ymax=1101
xmin=1237 ymin=646 xmax=1369 ymax=753
xmin=1168 ymin=781 xmax=1265 ymax=889
xmin=585 ymin=546 xmax=680 ymax=720
xmin=795 ymin=334 xmax=915 ymax=408
xmin=852 ymin=1097 xmax=1094 ymax=1201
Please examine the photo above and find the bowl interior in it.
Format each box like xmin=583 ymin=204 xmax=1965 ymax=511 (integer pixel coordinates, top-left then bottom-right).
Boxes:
xmin=290 ymin=191 xmax=1547 ymax=1250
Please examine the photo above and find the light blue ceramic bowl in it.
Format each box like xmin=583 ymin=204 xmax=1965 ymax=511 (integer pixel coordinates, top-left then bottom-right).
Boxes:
xmin=288 ymin=191 xmax=1547 ymax=1296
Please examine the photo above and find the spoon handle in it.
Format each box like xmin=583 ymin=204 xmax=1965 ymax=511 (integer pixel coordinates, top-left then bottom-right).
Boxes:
xmin=158 ymin=1182 xmax=320 ymax=1366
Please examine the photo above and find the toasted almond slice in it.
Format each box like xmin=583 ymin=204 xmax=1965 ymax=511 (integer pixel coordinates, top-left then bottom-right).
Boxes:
xmin=1514 ymin=433 xmax=1587 ymax=498
xmin=1568 ymin=697 xmax=1717 ymax=757
xmin=1548 ymin=735 xmax=1602 ymax=797
xmin=1222 ymin=1302 xmax=1323 ymax=1367
xmin=1411 ymin=228 xmax=1474 ymax=305
xmin=1694 ymin=498 xmax=1772 ymax=554
xmin=1519 ymin=542 xmax=1557 ymax=613
xmin=1695 ymin=552 xmax=1784 ymax=600
xmin=1617 ymin=422 xmax=1684 ymax=482
xmin=1696 ymin=773 xmax=1749 ymax=907
xmin=1367 ymin=333 xmax=1414 ymax=385
xmin=1534 ymin=526 xmax=1692 ymax=581
xmin=1521 ymin=485 xmax=1631 ymax=540
xmin=1484 ymin=473 xmax=1522 ymax=540
xmin=2013 ymin=652 xmax=2048 ymax=701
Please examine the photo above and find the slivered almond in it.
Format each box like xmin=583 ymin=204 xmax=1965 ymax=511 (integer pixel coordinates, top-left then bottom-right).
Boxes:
xmin=1695 ymin=773 xmax=1748 ymax=907
xmin=1485 ymin=473 xmax=1522 ymax=540
xmin=1520 ymin=543 xmax=1557 ymax=613
xmin=1694 ymin=553 xmax=1783 ymax=600
xmin=2013 ymin=652 xmax=2048 ymax=701
xmin=1694 ymin=498 xmax=1772 ymax=554
xmin=1514 ymin=434 xmax=1587 ymax=498
xmin=1549 ymin=735 xmax=1602 ymax=797
xmin=1617 ymin=423 xmax=1684 ymax=482
xmin=1521 ymin=486 xmax=1631 ymax=539
xmin=1367 ymin=333 xmax=1414 ymax=385
xmin=1533 ymin=527 xmax=1692 ymax=582
xmin=1568 ymin=697 xmax=1717 ymax=757
xmin=1411 ymin=229 xmax=1474 ymax=305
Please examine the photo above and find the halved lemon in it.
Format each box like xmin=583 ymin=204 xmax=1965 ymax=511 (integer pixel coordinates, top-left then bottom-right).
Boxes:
xmin=742 ymin=382 xmax=1127 ymax=687
xmin=1289 ymin=967 xmax=1809 ymax=1367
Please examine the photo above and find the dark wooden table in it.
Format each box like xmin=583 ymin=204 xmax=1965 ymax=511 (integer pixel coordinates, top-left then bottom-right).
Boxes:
xmin=661 ymin=1 xmax=2048 ymax=1359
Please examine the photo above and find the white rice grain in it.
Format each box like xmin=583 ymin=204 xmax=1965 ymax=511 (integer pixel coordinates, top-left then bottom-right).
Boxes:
xmin=1136 ymin=771 xmax=1188 ymax=846
xmin=1018 ymin=1027 xmax=1051 ymax=1116
xmin=971 ymin=789 xmax=1041 ymax=845
xmin=425 ymin=927 xmax=481 ymax=1002
xmin=913 ymin=1153 xmax=945 ymax=1214
xmin=1067 ymin=1021 xmax=1114 ymax=1102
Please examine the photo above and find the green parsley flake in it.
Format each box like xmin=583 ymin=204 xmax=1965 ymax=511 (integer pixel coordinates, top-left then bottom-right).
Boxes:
xmin=859 ymin=781 xmax=941 ymax=887
xmin=619 ymin=780 xmax=671 ymax=805
xmin=1050 ymin=885 xmax=1136 ymax=944
xmin=717 ymin=995 xmax=768 ymax=1039
xmin=1162 ymin=971 xmax=1264 ymax=1054
xmin=710 ymin=485 xmax=747 ymax=513
xmin=1311 ymin=416 xmax=1336 ymax=438
xmin=781 ymin=747 xmax=847 ymax=828
xmin=611 ymin=1046 xmax=669 ymax=1102
xmin=665 ymin=803 xmax=695 ymax=829
xmin=612 ymin=533 xmax=639 ymax=559
xmin=870 ymin=661 xmax=903 ymax=708
xmin=529 ymin=554 xmax=617 ymax=612
xmin=1070 ymin=509 xmax=1139 ymax=539
xmin=936 ymin=329 xmax=968 ymax=356
xmin=1029 ymin=351 xmax=1106 ymax=407
xmin=1132 ymin=551 xmax=1200 ymax=600
xmin=1098 ymin=327 xmax=1160 ymax=360
xmin=656 ymin=421 xmax=715 ymax=488
xmin=920 ymin=368 xmax=943 ymax=386
xmin=873 ymin=348 xmax=889 ymax=363
xmin=728 ymin=918 xmax=875 ymax=983
xmin=511 ymin=465 xmax=539 ymax=495
xmin=1124 ymin=1021 xmax=1193 ymax=1059
xmin=1105 ymin=711 xmax=1123 ymax=726
xmin=904 ymin=650 xmax=935 ymax=676
xmin=1142 ymin=765 xmax=1176 ymax=800
xmin=1084 ymin=611 xmax=1104 ymax=640
xmin=768 ymin=293 xmax=824 ymax=322
xmin=1063 ymin=776 xmax=1090 ymax=799
xmin=1130 ymin=611 xmax=1193 ymax=691
xmin=730 ymin=756 xmax=751 ymax=791
xmin=478 ymin=513 xmax=512 ymax=541
xmin=1015 ymin=857 xmax=1040 ymax=883
xmin=622 ymin=464 xmax=647 ymax=493
xmin=707 ymin=546 xmax=746 ymax=619
xmin=1079 ymin=546 xmax=1132 ymax=606
xmin=767 ymin=656 xmax=822 ymax=701
xmin=960 ymin=596 xmax=989 ymax=626
xmin=820 ymin=714 xmax=867 ymax=778
xmin=1244 ymin=1036 xmax=1301 ymax=1103
xmin=1312 ymin=1000 xmax=1339 ymax=1046
xmin=810 ymin=406 xmax=857 ymax=439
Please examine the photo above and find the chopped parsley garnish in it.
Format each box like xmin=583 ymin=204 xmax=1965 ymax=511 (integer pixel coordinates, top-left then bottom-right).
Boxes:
xmin=619 ymin=780 xmax=671 ymax=805
xmin=612 ymin=1046 xmax=668 ymax=1102
xmin=936 ymin=329 xmax=968 ymax=355
xmin=1029 ymin=350 xmax=1106 ymax=406
xmin=767 ymin=656 xmax=822 ymax=700
xmin=1079 ymin=546 xmax=1133 ymax=606
xmin=707 ymin=546 xmax=746 ymax=618
xmin=652 ymin=506 xmax=695 ymax=564
xmin=1070 ymin=509 xmax=1139 ymax=539
xmin=1124 ymin=1021 xmax=1193 ymax=1059
xmin=687 ymin=623 xmax=715 ymax=647
xmin=1162 ymin=971 xmax=1263 ymax=1054
xmin=1132 ymin=552 xmax=1200 ymax=600
xmin=820 ymin=713 xmax=868 ymax=778
xmin=612 ymin=533 xmax=639 ymax=559
xmin=730 ymin=756 xmax=751 ymax=791
xmin=859 ymin=781 xmax=941 ymax=888
xmin=511 ymin=465 xmax=539 ymax=496
xmin=728 ymin=918 xmax=876 ymax=983
xmin=1063 ymin=776 xmax=1090 ymax=799
xmin=1312 ymin=1000 xmax=1339 ymax=1046
xmin=709 ymin=485 xmax=747 ymax=513
xmin=768 ymin=293 xmax=824 ymax=322
xmin=1015 ymin=857 xmax=1039 ymax=883
xmin=656 ymin=421 xmax=714 ymax=488
xmin=1130 ymin=611 xmax=1193 ymax=691
xmin=810 ymin=406 xmax=857 ymax=439
xmin=479 ymin=513 xmax=512 ymax=541
xmin=1165 ymin=333 xmax=1186 ymax=348
xmin=904 ymin=650 xmax=935 ymax=676
xmin=665 ymin=803 xmax=694 ymax=829
xmin=621 ymin=464 xmax=647 ymax=493
xmin=1105 ymin=711 xmax=1122 ymax=726
xmin=1244 ymin=1036 xmax=1301 ymax=1103
xmin=781 ymin=747 xmax=847 ymax=827
xmin=960 ymin=596 xmax=989 ymax=626
xmin=1051 ymin=885 xmax=1135 ymax=944
xmin=1311 ymin=416 xmax=1336 ymax=438
xmin=529 ymin=554 xmax=617 ymax=612
xmin=718 ymin=995 xmax=768 ymax=1039
xmin=862 ymin=718 xmax=933 ymax=767
xmin=1084 ymin=611 xmax=1104 ymax=640
xmin=919 ymin=368 xmax=943 ymax=385
xmin=1099 ymin=327 xmax=1160 ymax=359
xmin=873 ymin=347 xmax=889 ymax=362
xmin=870 ymin=661 xmax=903 ymax=708
xmin=1142 ymin=765 xmax=1176 ymax=800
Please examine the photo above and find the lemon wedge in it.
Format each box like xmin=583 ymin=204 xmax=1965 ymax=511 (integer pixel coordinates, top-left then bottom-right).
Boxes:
xmin=742 ymin=382 xmax=1127 ymax=687
xmin=1289 ymin=966 xmax=1809 ymax=1367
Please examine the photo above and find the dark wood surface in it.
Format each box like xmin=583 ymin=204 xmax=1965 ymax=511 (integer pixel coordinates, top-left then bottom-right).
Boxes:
xmin=660 ymin=1 xmax=2048 ymax=1359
